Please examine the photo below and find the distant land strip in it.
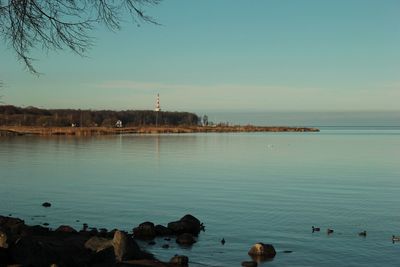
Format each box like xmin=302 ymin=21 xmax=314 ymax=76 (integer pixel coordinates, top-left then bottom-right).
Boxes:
xmin=0 ymin=125 xmax=319 ymax=136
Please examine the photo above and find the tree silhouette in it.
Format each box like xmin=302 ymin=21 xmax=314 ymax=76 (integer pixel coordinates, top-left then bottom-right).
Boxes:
xmin=0 ymin=0 xmax=160 ymax=73
xmin=0 ymin=105 xmax=200 ymax=127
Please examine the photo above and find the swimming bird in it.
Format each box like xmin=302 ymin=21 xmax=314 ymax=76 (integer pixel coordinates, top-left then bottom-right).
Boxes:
xmin=221 ymin=238 xmax=226 ymax=245
xmin=358 ymin=231 xmax=367 ymax=237
xmin=327 ymin=228 xmax=334 ymax=234
xmin=312 ymin=226 xmax=320 ymax=232
xmin=392 ymin=235 xmax=400 ymax=242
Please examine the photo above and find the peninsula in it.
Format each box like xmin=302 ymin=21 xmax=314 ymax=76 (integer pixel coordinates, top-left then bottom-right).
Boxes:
xmin=0 ymin=105 xmax=319 ymax=136
xmin=0 ymin=125 xmax=319 ymax=136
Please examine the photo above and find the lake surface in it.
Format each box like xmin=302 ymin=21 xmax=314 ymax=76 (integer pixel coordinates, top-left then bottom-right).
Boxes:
xmin=1 ymin=123 xmax=400 ymax=266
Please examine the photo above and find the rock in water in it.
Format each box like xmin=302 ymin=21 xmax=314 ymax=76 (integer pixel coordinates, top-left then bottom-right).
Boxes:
xmin=167 ymin=214 xmax=202 ymax=235
xmin=180 ymin=215 xmax=201 ymax=229
xmin=169 ymin=255 xmax=189 ymax=266
xmin=0 ymin=231 xmax=8 ymax=248
xmin=248 ymin=243 xmax=276 ymax=258
xmin=176 ymin=233 xmax=196 ymax=246
xmin=133 ymin=221 xmax=156 ymax=240
xmin=84 ymin=236 xmax=113 ymax=252
xmin=55 ymin=225 xmax=77 ymax=233
xmin=112 ymin=230 xmax=141 ymax=262
xmin=242 ymin=261 xmax=258 ymax=267
xmin=359 ymin=231 xmax=367 ymax=237
xmin=42 ymin=202 xmax=51 ymax=207
xmin=155 ymin=224 xmax=173 ymax=236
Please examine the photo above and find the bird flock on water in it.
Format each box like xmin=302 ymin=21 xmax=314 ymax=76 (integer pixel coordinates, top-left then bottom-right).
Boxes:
xmin=311 ymin=226 xmax=400 ymax=243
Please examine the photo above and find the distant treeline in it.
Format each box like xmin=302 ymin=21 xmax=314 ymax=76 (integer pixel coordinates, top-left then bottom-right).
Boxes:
xmin=0 ymin=105 xmax=199 ymax=127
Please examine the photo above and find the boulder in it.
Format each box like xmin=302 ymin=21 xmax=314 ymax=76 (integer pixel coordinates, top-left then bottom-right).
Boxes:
xmin=112 ymin=230 xmax=142 ymax=262
xmin=167 ymin=214 xmax=202 ymax=235
xmin=9 ymin=232 xmax=94 ymax=266
xmin=42 ymin=202 xmax=51 ymax=207
xmin=176 ymin=233 xmax=196 ymax=246
xmin=89 ymin=246 xmax=116 ymax=266
xmin=0 ymin=231 xmax=8 ymax=248
xmin=99 ymin=228 xmax=108 ymax=234
xmin=248 ymin=243 xmax=276 ymax=259
xmin=155 ymin=224 xmax=173 ymax=236
xmin=242 ymin=261 xmax=257 ymax=267
xmin=55 ymin=225 xmax=77 ymax=233
xmin=84 ymin=236 xmax=113 ymax=252
xmin=24 ymin=225 xmax=50 ymax=235
xmin=169 ymin=255 xmax=189 ymax=267
xmin=97 ymin=228 xmax=108 ymax=238
xmin=121 ymin=259 xmax=169 ymax=267
xmin=0 ymin=216 xmax=25 ymax=235
xmin=88 ymin=228 xmax=99 ymax=236
xmin=9 ymin=237 xmax=55 ymax=266
xmin=133 ymin=221 xmax=156 ymax=240
xmin=106 ymin=229 xmax=118 ymax=238
xmin=0 ymin=247 xmax=10 ymax=264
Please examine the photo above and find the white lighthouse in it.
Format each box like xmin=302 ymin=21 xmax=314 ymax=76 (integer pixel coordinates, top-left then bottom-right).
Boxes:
xmin=155 ymin=94 xmax=161 ymax=112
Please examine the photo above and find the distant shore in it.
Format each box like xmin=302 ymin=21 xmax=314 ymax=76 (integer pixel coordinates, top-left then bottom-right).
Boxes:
xmin=0 ymin=125 xmax=319 ymax=136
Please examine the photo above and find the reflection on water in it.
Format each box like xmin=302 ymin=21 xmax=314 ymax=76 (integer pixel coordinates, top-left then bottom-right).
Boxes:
xmin=1 ymin=130 xmax=400 ymax=266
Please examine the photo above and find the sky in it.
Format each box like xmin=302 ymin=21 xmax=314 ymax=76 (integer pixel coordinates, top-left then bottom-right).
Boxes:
xmin=0 ymin=0 xmax=400 ymax=112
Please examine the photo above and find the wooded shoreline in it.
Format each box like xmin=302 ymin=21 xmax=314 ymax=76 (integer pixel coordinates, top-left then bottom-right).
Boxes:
xmin=0 ymin=125 xmax=319 ymax=136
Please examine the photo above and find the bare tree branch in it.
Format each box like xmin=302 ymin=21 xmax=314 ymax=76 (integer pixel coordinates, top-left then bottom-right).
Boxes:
xmin=0 ymin=0 xmax=161 ymax=74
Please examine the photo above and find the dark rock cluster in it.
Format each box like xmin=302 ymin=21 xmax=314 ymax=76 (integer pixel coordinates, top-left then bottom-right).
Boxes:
xmin=132 ymin=214 xmax=204 ymax=247
xmin=0 ymin=214 xmax=198 ymax=267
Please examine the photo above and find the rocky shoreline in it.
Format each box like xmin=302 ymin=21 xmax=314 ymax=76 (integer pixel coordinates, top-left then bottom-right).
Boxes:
xmin=0 ymin=214 xmax=276 ymax=267
xmin=0 ymin=214 xmax=204 ymax=267
xmin=0 ymin=125 xmax=319 ymax=136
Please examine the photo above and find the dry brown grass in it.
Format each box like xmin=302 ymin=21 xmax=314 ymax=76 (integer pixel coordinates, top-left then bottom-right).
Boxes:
xmin=0 ymin=125 xmax=319 ymax=136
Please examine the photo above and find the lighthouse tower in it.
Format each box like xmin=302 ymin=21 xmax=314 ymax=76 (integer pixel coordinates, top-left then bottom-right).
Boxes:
xmin=155 ymin=94 xmax=161 ymax=112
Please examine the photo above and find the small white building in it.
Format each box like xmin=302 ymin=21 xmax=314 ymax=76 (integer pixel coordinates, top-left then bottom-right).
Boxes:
xmin=115 ymin=120 xmax=123 ymax=128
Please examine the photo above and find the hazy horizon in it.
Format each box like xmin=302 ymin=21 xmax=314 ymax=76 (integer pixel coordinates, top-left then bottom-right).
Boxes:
xmin=1 ymin=102 xmax=400 ymax=114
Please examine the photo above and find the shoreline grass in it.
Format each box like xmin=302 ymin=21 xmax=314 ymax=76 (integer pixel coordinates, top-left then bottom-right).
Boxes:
xmin=0 ymin=125 xmax=319 ymax=136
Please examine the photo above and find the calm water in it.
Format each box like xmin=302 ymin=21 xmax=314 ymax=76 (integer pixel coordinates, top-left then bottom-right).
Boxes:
xmin=1 ymin=126 xmax=400 ymax=266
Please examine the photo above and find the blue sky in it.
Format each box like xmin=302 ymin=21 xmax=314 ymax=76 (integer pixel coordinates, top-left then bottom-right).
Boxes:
xmin=1 ymin=0 xmax=399 ymax=112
